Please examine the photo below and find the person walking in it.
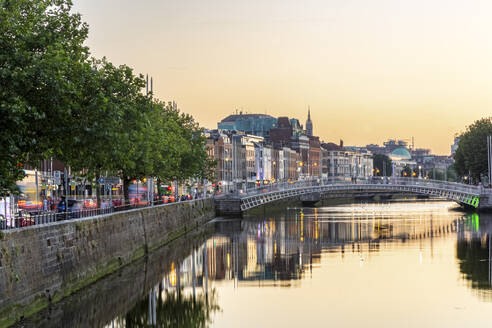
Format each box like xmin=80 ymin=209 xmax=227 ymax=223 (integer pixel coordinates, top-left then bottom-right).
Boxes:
xmin=57 ymin=197 xmax=66 ymax=212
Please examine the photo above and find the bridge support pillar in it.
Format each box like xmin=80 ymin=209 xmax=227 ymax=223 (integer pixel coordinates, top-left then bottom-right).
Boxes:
xmin=215 ymin=196 xmax=242 ymax=217
xmin=479 ymin=193 xmax=492 ymax=212
xmin=300 ymin=192 xmax=321 ymax=207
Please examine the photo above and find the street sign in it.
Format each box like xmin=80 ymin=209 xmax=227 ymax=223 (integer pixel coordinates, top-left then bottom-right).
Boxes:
xmin=98 ymin=177 xmax=105 ymax=184
xmin=105 ymin=177 xmax=120 ymax=185
xmin=53 ymin=170 xmax=61 ymax=185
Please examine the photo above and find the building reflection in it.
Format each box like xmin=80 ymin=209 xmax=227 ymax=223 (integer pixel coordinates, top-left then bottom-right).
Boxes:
xmin=111 ymin=207 xmax=492 ymax=326
xmin=144 ymin=208 xmax=463 ymax=295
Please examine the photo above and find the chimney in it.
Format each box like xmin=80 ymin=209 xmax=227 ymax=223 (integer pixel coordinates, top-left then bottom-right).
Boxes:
xmin=340 ymin=139 xmax=344 ymax=148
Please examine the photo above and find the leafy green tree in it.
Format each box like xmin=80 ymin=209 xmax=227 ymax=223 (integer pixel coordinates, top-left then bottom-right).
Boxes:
xmin=427 ymin=168 xmax=445 ymax=180
xmin=151 ymin=102 xmax=215 ymax=198
xmin=0 ymin=0 xmax=89 ymax=195
xmin=454 ymin=117 xmax=492 ymax=183
xmin=447 ymin=165 xmax=459 ymax=182
xmin=111 ymin=72 xmax=154 ymax=204
xmin=60 ymin=58 xmax=148 ymax=207
xmin=373 ymin=154 xmax=392 ymax=176
xmin=1 ymin=0 xmax=215 ymax=203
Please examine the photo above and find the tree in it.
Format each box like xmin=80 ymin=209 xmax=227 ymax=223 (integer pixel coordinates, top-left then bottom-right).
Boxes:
xmin=0 ymin=0 xmax=215 ymax=202
xmin=372 ymin=154 xmax=392 ymax=176
xmin=0 ymin=0 xmax=89 ymax=195
xmin=454 ymin=117 xmax=492 ymax=183
xmin=60 ymin=58 xmax=146 ymax=207
xmin=427 ymin=168 xmax=445 ymax=180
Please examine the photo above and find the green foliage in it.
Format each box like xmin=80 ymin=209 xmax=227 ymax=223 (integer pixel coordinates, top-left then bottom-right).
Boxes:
xmin=446 ymin=165 xmax=459 ymax=182
xmin=454 ymin=117 xmax=492 ymax=182
xmin=0 ymin=0 xmax=88 ymax=195
xmin=0 ymin=1 xmax=213 ymax=199
xmin=426 ymin=166 xmax=459 ymax=182
xmin=372 ymin=154 xmax=392 ymax=176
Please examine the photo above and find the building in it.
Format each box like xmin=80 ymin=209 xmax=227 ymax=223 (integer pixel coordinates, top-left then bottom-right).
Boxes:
xmin=230 ymin=133 xmax=264 ymax=190
xmin=270 ymin=117 xmax=293 ymax=147
xmin=290 ymin=135 xmax=309 ymax=178
xmin=308 ymin=136 xmax=321 ymax=177
xmin=206 ymin=130 xmax=233 ymax=191
xmin=321 ymin=142 xmax=373 ymax=180
xmin=306 ymin=108 xmax=313 ymax=137
xmin=218 ymin=113 xmax=277 ymax=139
xmin=254 ymin=143 xmax=272 ymax=182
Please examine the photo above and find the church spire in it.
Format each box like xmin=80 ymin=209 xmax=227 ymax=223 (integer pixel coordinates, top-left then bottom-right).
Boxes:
xmin=306 ymin=106 xmax=313 ymax=137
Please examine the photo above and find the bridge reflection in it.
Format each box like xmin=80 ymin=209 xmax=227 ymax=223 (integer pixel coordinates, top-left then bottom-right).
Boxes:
xmin=108 ymin=205 xmax=492 ymax=327
xmin=123 ymin=205 xmax=465 ymax=297
xmin=18 ymin=202 xmax=492 ymax=327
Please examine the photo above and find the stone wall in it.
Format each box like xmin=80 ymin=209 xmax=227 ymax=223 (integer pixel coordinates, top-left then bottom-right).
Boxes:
xmin=16 ymin=222 xmax=214 ymax=328
xmin=0 ymin=198 xmax=215 ymax=327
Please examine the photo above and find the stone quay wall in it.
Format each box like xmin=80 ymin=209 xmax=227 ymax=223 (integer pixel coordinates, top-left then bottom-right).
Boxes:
xmin=0 ymin=198 xmax=215 ymax=327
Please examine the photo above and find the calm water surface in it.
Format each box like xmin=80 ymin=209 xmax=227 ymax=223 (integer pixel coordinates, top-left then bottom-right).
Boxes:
xmin=18 ymin=201 xmax=492 ymax=327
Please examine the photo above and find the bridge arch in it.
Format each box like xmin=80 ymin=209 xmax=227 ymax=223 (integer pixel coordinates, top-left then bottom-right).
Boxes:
xmin=215 ymin=178 xmax=490 ymax=216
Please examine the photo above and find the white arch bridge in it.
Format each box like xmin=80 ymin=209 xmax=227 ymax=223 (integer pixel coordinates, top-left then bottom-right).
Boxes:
xmin=215 ymin=178 xmax=492 ymax=216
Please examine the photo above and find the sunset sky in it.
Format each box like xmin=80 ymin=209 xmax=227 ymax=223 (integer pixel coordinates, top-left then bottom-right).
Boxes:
xmin=72 ymin=0 xmax=492 ymax=155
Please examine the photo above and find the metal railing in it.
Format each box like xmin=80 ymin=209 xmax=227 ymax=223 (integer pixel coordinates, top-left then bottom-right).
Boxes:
xmin=236 ymin=177 xmax=490 ymax=198
xmin=0 ymin=195 xmax=213 ymax=231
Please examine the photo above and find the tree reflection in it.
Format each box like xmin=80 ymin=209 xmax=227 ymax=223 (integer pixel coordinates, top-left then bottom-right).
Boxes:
xmin=116 ymin=288 xmax=220 ymax=328
xmin=457 ymin=235 xmax=491 ymax=290
xmin=456 ymin=213 xmax=492 ymax=300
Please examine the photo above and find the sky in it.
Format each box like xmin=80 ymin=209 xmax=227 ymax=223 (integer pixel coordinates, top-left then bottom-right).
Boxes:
xmin=72 ymin=0 xmax=492 ymax=155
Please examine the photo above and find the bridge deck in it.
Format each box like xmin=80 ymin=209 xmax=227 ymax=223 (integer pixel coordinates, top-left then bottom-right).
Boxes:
xmin=215 ymin=178 xmax=492 ymax=215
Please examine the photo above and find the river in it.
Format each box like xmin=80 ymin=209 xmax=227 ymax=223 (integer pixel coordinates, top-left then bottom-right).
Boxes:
xmin=15 ymin=200 xmax=492 ymax=327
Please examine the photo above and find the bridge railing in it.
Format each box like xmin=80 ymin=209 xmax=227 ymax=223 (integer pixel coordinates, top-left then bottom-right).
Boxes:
xmin=239 ymin=177 xmax=486 ymax=198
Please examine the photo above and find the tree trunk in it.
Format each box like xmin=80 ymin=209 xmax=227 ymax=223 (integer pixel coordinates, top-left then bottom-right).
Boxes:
xmin=123 ymin=176 xmax=131 ymax=205
xmin=157 ymin=178 xmax=163 ymax=198
xmin=95 ymin=172 xmax=101 ymax=209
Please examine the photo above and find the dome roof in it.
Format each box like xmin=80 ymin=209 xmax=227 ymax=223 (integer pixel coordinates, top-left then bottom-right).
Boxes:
xmin=390 ymin=147 xmax=411 ymax=160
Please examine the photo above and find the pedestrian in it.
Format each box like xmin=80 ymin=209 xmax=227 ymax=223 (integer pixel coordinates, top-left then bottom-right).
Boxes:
xmin=43 ymin=197 xmax=48 ymax=211
xmin=48 ymin=197 xmax=55 ymax=211
xmin=57 ymin=197 xmax=66 ymax=213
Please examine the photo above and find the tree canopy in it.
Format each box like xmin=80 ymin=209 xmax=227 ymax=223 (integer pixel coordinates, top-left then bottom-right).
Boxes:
xmin=454 ymin=117 xmax=492 ymax=183
xmin=0 ymin=0 xmax=214 ymax=199
xmin=372 ymin=154 xmax=392 ymax=177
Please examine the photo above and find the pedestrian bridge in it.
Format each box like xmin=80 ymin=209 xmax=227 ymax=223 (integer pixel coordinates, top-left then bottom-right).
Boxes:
xmin=215 ymin=178 xmax=492 ymax=216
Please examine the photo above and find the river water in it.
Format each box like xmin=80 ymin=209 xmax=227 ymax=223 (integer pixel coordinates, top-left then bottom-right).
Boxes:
xmin=16 ymin=201 xmax=492 ymax=327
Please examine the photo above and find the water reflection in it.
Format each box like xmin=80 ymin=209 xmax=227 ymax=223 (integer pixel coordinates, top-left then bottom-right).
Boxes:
xmin=16 ymin=201 xmax=492 ymax=327
xmin=113 ymin=202 xmax=492 ymax=327
xmin=112 ymin=288 xmax=219 ymax=328
xmin=456 ymin=213 xmax=492 ymax=298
